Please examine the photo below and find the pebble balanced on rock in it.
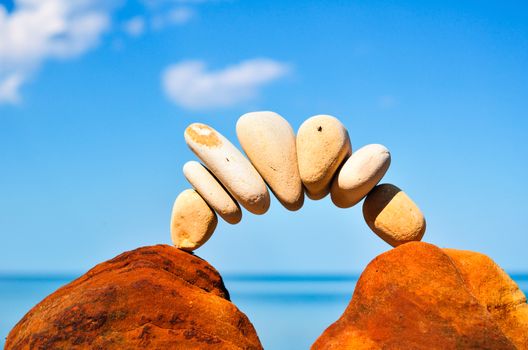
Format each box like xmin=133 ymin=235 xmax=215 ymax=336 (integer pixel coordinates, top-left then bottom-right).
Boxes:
xmin=363 ymin=183 xmax=426 ymax=247
xmin=170 ymin=112 xmax=427 ymax=251
xmin=171 ymin=189 xmax=217 ymax=251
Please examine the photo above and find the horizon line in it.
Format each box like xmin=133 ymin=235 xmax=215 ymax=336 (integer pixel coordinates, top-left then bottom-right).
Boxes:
xmin=1 ymin=272 xmax=527 ymax=282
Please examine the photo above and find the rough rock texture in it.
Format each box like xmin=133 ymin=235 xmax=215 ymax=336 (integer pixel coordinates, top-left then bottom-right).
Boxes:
xmin=6 ymin=245 xmax=263 ymax=350
xmin=312 ymin=242 xmax=528 ymax=350
xmin=444 ymin=249 xmax=528 ymax=348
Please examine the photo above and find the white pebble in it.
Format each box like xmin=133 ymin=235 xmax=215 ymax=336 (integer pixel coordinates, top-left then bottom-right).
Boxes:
xmin=331 ymin=144 xmax=391 ymax=208
xmin=296 ymin=115 xmax=352 ymax=199
xmin=237 ymin=111 xmax=304 ymax=211
xmin=183 ymin=161 xmax=242 ymax=224
xmin=184 ymin=123 xmax=270 ymax=215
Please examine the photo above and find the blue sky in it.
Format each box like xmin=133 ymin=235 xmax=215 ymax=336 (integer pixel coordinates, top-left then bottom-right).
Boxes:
xmin=1 ymin=0 xmax=527 ymax=274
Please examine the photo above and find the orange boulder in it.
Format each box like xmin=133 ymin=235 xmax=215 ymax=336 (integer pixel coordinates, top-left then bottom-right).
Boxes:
xmin=444 ymin=248 xmax=528 ymax=348
xmin=312 ymin=242 xmax=528 ymax=350
xmin=6 ymin=245 xmax=262 ymax=350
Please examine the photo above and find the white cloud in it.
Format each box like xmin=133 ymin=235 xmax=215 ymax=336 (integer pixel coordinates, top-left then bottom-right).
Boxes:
xmin=0 ymin=1 xmax=289 ymax=108
xmin=0 ymin=0 xmax=112 ymax=104
xmin=125 ymin=6 xmax=194 ymax=35
xmin=162 ymin=58 xmax=290 ymax=109
xmin=152 ymin=7 xmax=194 ymax=29
xmin=0 ymin=73 xmax=23 ymax=104
xmin=123 ymin=16 xmax=145 ymax=37
xmin=142 ymin=0 xmax=213 ymax=7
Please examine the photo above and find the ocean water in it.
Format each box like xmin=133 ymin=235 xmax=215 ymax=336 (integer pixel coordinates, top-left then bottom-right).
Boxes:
xmin=1 ymin=274 xmax=527 ymax=349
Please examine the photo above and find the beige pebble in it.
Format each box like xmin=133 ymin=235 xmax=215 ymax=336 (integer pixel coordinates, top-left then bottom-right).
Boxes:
xmin=331 ymin=144 xmax=391 ymax=208
xmin=183 ymin=161 xmax=242 ymax=224
xmin=170 ymin=189 xmax=217 ymax=251
xmin=236 ymin=111 xmax=304 ymax=211
xmin=184 ymin=123 xmax=270 ymax=215
xmin=296 ymin=115 xmax=352 ymax=199
xmin=362 ymin=184 xmax=426 ymax=247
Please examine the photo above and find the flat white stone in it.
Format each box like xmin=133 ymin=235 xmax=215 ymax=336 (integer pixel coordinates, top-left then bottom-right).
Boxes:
xmin=296 ymin=115 xmax=352 ymax=199
xmin=236 ymin=111 xmax=304 ymax=211
xmin=331 ymin=144 xmax=391 ymax=208
xmin=183 ymin=161 xmax=242 ymax=224
xmin=170 ymin=189 xmax=217 ymax=251
xmin=184 ymin=123 xmax=270 ymax=215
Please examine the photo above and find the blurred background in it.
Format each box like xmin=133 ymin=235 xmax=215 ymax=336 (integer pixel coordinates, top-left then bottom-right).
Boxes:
xmin=1 ymin=0 xmax=527 ymax=348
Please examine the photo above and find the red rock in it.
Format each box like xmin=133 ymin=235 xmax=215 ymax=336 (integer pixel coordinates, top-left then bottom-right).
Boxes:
xmin=444 ymin=249 xmax=528 ymax=348
xmin=312 ymin=242 xmax=528 ymax=350
xmin=6 ymin=245 xmax=262 ymax=350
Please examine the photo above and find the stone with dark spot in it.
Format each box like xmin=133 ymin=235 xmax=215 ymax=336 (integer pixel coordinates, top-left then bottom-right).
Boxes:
xmin=312 ymin=242 xmax=528 ymax=350
xmin=6 ymin=245 xmax=262 ymax=350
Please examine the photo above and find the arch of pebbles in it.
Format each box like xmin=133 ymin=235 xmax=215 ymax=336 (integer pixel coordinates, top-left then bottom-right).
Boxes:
xmin=170 ymin=111 xmax=426 ymax=251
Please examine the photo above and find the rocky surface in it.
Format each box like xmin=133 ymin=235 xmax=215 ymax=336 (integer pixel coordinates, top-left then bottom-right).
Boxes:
xmin=312 ymin=242 xmax=528 ymax=350
xmin=296 ymin=115 xmax=352 ymax=200
xmin=183 ymin=161 xmax=242 ymax=224
xmin=5 ymin=245 xmax=263 ymax=350
xmin=444 ymin=248 xmax=528 ymax=348
xmin=185 ymin=123 xmax=270 ymax=215
xmin=362 ymin=183 xmax=426 ymax=246
xmin=171 ymin=189 xmax=218 ymax=251
xmin=237 ymin=111 xmax=304 ymax=211
xmin=331 ymin=144 xmax=391 ymax=208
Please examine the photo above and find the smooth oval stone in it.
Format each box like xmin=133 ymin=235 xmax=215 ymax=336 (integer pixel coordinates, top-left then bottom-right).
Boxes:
xmin=362 ymin=184 xmax=426 ymax=247
xmin=331 ymin=144 xmax=391 ymax=208
xmin=236 ymin=111 xmax=304 ymax=211
xmin=184 ymin=123 xmax=270 ymax=215
xmin=183 ymin=161 xmax=242 ymax=224
xmin=170 ymin=189 xmax=218 ymax=251
xmin=296 ymin=115 xmax=352 ymax=200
